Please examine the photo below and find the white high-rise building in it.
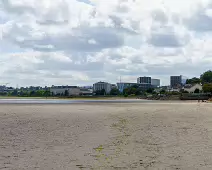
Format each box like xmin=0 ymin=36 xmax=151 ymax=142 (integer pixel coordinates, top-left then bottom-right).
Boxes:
xmin=93 ymin=82 xmax=112 ymax=94
xmin=151 ymin=79 xmax=160 ymax=87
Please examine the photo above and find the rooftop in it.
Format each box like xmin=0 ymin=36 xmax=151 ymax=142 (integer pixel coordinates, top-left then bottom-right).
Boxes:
xmin=51 ymin=86 xmax=78 ymax=89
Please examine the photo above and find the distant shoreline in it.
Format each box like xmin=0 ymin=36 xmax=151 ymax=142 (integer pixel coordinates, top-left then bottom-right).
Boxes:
xmin=0 ymin=96 xmax=211 ymax=102
xmin=0 ymin=96 xmax=135 ymax=100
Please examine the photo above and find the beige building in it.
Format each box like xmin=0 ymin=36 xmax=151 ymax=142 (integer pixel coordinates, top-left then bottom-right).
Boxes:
xmin=50 ymin=86 xmax=81 ymax=96
xmin=183 ymin=84 xmax=202 ymax=93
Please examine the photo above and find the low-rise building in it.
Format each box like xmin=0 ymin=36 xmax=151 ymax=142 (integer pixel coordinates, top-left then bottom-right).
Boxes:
xmin=93 ymin=82 xmax=111 ymax=94
xmin=0 ymin=86 xmax=7 ymax=92
xmin=169 ymin=87 xmax=181 ymax=92
xmin=80 ymin=88 xmax=93 ymax=96
xmin=111 ymin=84 xmax=117 ymax=89
xmin=50 ymin=86 xmax=81 ymax=96
xmin=160 ymin=86 xmax=171 ymax=91
xmin=7 ymin=87 xmax=14 ymax=92
xmin=183 ymin=84 xmax=202 ymax=93
xmin=29 ymin=86 xmax=42 ymax=91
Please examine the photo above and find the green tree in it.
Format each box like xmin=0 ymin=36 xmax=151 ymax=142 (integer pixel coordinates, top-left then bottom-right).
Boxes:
xmin=19 ymin=91 xmax=29 ymax=97
xmin=130 ymin=87 xmax=137 ymax=95
xmin=123 ymin=87 xmax=129 ymax=95
xmin=146 ymin=88 xmax=154 ymax=93
xmin=44 ymin=90 xmax=50 ymax=97
xmin=203 ymin=84 xmax=212 ymax=93
xmin=11 ymin=89 xmax=18 ymax=96
xmin=95 ymin=89 xmax=106 ymax=96
xmin=19 ymin=91 xmax=24 ymax=96
xmin=160 ymin=89 xmax=166 ymax=94
xmin=194 ymin=88 xmax=200 ymax=93
xmin=186 ymin=77 xmax=201 ymax=84
xmin=110 ymin=88 xmax=120 ymax=95
xmin=0 ymin=92 xmax=7 ymax=96
xmin=123 ymin=85 xmax=141 ymax=96
xmin=135 ymin=88 xmax=141 ymax=95
xmin=100 ymin=89 xmax=106 ymax=95
xmin=30 ymin=90 xmax=36 ymax=96
xmin=200 ymin=70 xmax=212 ymax=84
xmin=64 ymin=90 xmax=69 ymax=96
xmin=35 ymin=90 xmax=45 ymax=96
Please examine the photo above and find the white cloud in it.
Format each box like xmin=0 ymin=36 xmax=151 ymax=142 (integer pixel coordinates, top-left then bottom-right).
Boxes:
xmin=1 ymin=0 xmax=212 ymax=86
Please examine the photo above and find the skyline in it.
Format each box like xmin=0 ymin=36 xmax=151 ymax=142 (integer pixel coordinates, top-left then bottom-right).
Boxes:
xmin=0 ymin=75 xmax=189 ymax=88
xmin=1 ymin=0 xmax=212 ymax=87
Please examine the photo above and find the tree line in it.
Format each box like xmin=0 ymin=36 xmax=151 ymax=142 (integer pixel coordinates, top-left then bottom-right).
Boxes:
xmin=94 ymin=85 xmax=155 ymax=96
xmin=186 ymin=70 xmax=212 ymax=93
xmin=0 ymin=89 xmax=51 ymax=97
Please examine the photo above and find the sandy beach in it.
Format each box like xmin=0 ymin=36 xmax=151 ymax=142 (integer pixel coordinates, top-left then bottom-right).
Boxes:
xmin=1 ymin=102 xmax=212 ymax=169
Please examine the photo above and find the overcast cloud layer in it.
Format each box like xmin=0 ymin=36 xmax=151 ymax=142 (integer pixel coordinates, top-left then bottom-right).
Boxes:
xmin=1 ymin=0 xmax=212 ymax=86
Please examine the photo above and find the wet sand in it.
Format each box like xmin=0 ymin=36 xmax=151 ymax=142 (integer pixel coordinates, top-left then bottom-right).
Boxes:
xmin=1 ymin=102 xmax=212 ymax=169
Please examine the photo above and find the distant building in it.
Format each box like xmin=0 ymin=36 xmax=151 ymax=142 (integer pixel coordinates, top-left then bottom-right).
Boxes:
xmin=137 ymin=77 xmax=151 ymax=84
xmin=93 ymin=82 xmax=112 ymax=94
xmin=151 ymin=79 xmax=160 ymax=88
xmin=18 ymin=86 xmax=47 ymax=92
xmin=160 ymin=86 xmax=171 ymax=91
xmin=29 ymin=86 xmax=42 ymax=91
xmin=80 ymin=88 xmax=93 ymax=96
xmin=170 ymin=75 xmax=186 ymax=88
xmin=50 ymin=86 xmax=80 ymax=96
xmin=169 ymin=87 xmax=181 ymax=92
xmin=7 ymin=87 xmax=14 ymax=92
xmin=80 ymin=86 xmax=93 ymax=89
xmin=183 ymin=84 xmax=202 ymax=93
xmin=0 ymin=86 xmax=7 ymax=92
xmin=117 ymin=82 xmax=137 ymax=93
xmin=138 ymin=84 xmax=152 ymax=91
xmin=42 ymin=86 xmax=50 ymax=91
xmin=137 ymin=77 xmax=152 ymax=91
xmin=111 ymin=84 xmax=117 ymax=89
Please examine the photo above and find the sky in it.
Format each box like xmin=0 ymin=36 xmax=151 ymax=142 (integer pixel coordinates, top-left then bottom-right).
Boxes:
xmin=1 ymin=0 xmax=212 ymax=87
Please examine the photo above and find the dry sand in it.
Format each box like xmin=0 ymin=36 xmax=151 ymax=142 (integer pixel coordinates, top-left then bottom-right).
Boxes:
xmin=1 ymin=102 xmax=212 ymax=169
